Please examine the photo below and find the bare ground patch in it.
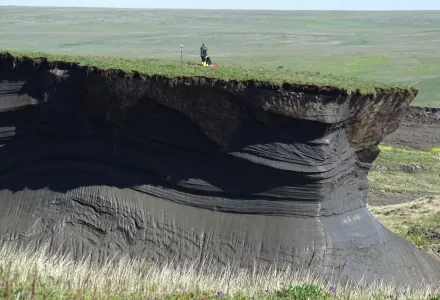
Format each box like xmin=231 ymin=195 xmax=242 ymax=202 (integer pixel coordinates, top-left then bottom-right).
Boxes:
xmin=382 ymin=106 xmax=440 ymax=151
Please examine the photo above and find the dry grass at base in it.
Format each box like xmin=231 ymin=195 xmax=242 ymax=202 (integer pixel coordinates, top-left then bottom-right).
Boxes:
xmin=0 ymin=243 xmax=439 ymax=300
xmin=369 ymin=196 xmax=440 ymax=260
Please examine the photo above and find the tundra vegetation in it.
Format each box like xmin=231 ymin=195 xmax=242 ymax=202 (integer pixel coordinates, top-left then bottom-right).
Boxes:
xmin=1 ymin=6 xmax=440 ymax=299
xmin=1 ymin=7 xmax=439 ymax=106
xmin=1 ymin=50 xmax=403 ymax=95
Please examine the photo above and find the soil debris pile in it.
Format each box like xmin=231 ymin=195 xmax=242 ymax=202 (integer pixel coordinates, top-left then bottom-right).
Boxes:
xmin=0 ymin=53 xmax=439 ymax=286
xmin=383 ymin=106 xmax=440 ymax=150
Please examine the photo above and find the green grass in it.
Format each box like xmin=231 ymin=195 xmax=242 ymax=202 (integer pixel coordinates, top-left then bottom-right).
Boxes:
xmin=0 ymin=244 xmax=439 ymax=300
xmin=369 ymin=146 xmax=440 ymax=260
xmin=1 ymin=49 xmax=407 ymax=96
xmin=342 ymin=56 xmax=391 ymax=75
xmin=375 ymin=146 xmax=440 ymax=165
xmin=369 ymin=146 xmax=440 ymax=194
xmin=0 ymin=7 xmax=438 ymax=106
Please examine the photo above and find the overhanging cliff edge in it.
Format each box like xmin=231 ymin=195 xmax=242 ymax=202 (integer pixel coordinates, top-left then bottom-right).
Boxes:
xmin=1 ymin=51 xmax=438 ymax=286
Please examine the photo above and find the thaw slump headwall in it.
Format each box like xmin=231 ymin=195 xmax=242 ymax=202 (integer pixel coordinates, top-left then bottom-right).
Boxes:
xmin=0 ymin=54 xmax=439 ymax=285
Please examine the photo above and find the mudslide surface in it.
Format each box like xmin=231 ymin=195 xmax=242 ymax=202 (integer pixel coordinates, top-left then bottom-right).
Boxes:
xmin=383 ymin=106 xmax=440 ymax=150
xmin=1 ymin=53 xmax=439 ymax=286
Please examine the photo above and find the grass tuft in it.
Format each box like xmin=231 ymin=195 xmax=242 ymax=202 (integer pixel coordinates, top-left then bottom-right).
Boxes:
xmin=431 ymin=147 xmax=440 ymax=154
xmin=378 ymin=145 xmax=393 ymax=151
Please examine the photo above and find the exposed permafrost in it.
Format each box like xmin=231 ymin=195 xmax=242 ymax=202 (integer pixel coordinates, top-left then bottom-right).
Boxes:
xmin=0 ymin=53 xmax=438 ymax=286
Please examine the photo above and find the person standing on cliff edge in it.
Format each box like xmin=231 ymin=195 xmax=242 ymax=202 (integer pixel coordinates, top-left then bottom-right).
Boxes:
xmin=200 ymin=44 xmax=208 ymax=66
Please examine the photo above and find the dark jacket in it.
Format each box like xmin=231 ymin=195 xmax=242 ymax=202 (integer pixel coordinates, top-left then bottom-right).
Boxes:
xmin=200 ymin=45 xmax=208 ymax=57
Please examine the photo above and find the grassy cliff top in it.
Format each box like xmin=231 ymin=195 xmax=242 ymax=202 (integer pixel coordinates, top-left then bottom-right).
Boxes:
xmin=1 ymin=50 xmax=414 ymax=95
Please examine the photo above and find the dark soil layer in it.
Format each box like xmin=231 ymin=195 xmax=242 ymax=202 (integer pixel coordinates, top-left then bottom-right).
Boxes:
xmin=383 ymin=106 xmax=440 ymax=150
xmin=1 ymin=54 xmax=440 ymax=286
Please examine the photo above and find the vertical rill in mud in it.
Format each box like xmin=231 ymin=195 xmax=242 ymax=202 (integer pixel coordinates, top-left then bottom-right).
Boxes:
xmin=0 ymin=54 xmax=439 ymax=286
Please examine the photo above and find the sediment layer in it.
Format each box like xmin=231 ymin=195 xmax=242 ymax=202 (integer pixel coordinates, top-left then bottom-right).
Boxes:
xmin=0 ymin=53 xmax=439 ymax=286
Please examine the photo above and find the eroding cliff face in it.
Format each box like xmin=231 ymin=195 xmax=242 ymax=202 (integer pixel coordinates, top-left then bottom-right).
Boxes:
xmin=0 ymin=54 xmax=438 ymax=285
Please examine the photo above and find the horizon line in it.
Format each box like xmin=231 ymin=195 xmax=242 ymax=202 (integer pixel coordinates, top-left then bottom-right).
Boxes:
xmin=1 ymin=5 xmax=440 ymax=11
